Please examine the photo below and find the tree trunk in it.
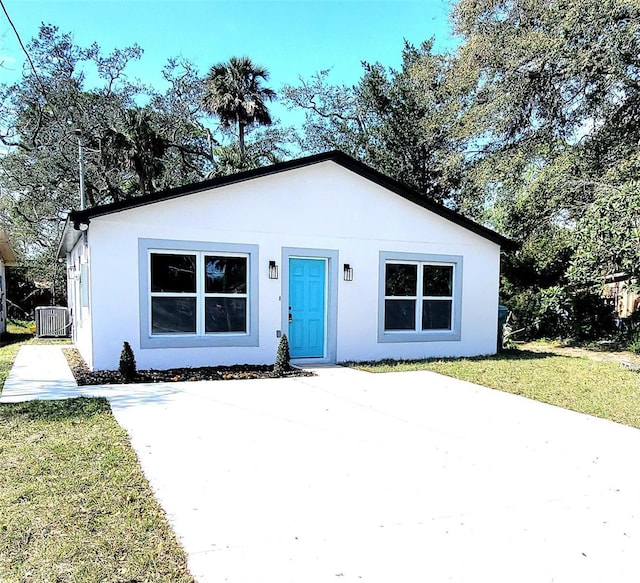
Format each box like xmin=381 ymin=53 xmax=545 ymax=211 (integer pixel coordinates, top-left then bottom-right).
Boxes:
xmin=238 ymin=117 xmax=246 ymax=160
xmin=206 ymin=127 xmax=215 ymax=162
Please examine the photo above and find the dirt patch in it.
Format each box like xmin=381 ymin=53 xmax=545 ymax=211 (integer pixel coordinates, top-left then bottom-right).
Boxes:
xmin=63 ymin=348 xmax=312 ymax=386
xmin=519 ymin=342 xmax=640 ymax=365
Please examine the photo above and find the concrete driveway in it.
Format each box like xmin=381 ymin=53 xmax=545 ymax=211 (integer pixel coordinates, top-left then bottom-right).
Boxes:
xmin=3 ymin=347 xmax=640 ymax=582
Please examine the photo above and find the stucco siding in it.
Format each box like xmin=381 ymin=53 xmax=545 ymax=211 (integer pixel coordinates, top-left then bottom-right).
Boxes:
xmin=84 ymin=161 xmax=502 ymax=370
xmin=0 ymin=259 xmax=6 ymax=334
xmin=67 ymin=238 xmax=94 ymax=367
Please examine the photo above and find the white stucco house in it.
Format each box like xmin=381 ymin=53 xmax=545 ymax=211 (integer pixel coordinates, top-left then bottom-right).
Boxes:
xmin=0 ymin=228 xmax=17 ymax=335
xmin=58 ymin=151 xmax=515 ymax=371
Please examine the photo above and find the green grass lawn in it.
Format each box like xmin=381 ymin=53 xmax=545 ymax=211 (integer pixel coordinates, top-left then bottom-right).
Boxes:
xmin=351 ymin=349 xmax=640 ymax=429
xmin=0 ymin=324 xmax=194 ymax=582
xmin=3 ymin=322 xmax=638 ymax=579
xmin=0 ymin=321 xmax=33 ymax=387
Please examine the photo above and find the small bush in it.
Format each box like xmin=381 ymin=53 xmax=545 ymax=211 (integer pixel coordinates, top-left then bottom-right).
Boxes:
xmin=274 ymin=334 xmax=291 ymax=376
xmin=627 ymin=329 xmax=640 ymax=354
xmin=119 ymin=341 xmax=137 ymax=382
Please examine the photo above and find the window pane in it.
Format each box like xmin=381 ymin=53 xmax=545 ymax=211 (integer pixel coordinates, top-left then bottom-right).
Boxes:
xmin=151 ymin=297 xmax=196 ymax=333
xmin=151 ymin=254 xmax=196 ymax=293
xmin=423 ymin=265 xmax=453 ymax=297
xmin=384 ymin=299 xmax=416 ymax=330
xmin=80 ymin=264 xmax=89 ymax=307
xmin=205 ymin=297 xmax=247 ymax=333
xmin=205 ymin=256 xmax=247 ymax=293
xmin=385 ymin=264 xmax=417 ymax=296
xmin=422 ymin=299 xmax=452 ymax=330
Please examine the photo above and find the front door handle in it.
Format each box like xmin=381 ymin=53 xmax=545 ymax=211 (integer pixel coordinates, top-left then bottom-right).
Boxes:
xmin=288 ymin=306 xmax=293 ymax=323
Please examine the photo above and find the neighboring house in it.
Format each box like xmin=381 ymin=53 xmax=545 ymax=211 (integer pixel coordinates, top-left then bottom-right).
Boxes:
xmin=603 ymin=274 xmax=640 ymax=320
xmin=58 ymin=151 xmax=516 ymax=371
xmin=0 ymin=228 xmax=17 ymax=335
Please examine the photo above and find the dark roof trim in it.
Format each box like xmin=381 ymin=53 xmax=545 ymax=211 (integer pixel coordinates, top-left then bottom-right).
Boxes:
xmin=66 ymin=150 xmax=517 ymax=250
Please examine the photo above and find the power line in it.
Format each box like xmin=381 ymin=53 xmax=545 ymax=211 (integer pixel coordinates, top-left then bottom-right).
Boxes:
xmin=0 ymin=0 xmax=46 ymax=94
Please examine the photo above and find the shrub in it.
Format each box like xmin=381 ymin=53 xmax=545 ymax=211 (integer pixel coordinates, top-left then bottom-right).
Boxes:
xmin=274 ymin=334 xmax=291 ymax=376
xmin=504 ymin=286 xmax=615 ymax=341
xmin=625 ymin=320 xmax=640 ymax=354
xmin=119 ymin=341 xmax=137 ymax=382
xmin=628 ymin=336 xmax=640 ymax=355
xmin=569 ymin=290 xmax=617 ymax=340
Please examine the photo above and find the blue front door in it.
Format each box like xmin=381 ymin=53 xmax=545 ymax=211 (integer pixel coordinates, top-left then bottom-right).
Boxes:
xmin=288 ymin=258 xmax=326 ymax=358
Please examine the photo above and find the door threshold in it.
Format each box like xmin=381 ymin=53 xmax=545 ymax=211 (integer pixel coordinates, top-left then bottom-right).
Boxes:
xmin=291 ymin=357 xmax=333 ymax=366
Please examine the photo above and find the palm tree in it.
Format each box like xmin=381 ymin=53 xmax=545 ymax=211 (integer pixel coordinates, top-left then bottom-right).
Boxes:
xmin=103 ymin=107 xmax=168 ymax=197
xmin=202 ymin=56 xmax=276 ymax=159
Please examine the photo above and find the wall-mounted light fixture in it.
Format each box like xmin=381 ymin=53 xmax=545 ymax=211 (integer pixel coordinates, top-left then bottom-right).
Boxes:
xmin=67 ymin=265 xmax=79 ymax=280
xmin=343 ymin=263 xmax=353 ymax=281
xmin=268 ymin=260 xmax=279 ymax=280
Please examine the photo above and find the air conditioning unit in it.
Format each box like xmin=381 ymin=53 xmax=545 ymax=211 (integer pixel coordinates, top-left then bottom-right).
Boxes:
xmin=35 ymin=306 xmax=70 ymax=338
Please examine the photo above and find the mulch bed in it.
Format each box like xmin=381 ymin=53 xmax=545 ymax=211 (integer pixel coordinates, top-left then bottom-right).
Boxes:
xmin=63 ymin=348 xmax=312 ymax=386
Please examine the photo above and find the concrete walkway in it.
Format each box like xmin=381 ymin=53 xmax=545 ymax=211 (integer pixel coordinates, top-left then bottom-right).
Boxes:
xmin=3 ymin=345 xmax=640 ymax=582
xmin=2 ymin=344 xmax=78 ymax=402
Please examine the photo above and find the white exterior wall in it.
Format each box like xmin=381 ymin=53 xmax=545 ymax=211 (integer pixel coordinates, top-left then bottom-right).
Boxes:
xmin=84 ymin=161 xmax=501 ymax=370
xmin=0 ymin=259 xmax=6 ymax=334
xmin=67 ymin=237 xmax=94 ymax=366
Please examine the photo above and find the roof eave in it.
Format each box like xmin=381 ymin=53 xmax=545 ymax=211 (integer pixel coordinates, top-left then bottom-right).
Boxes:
xmin=57 ymin=217 xmax=84 ymax=259
xmin=327 ymin=154 xmax=519 ymax=250
xmin=65 ymin=150 xmax=518 ymax=251
xmin=67 ymin=151 xmax=342 ymax=225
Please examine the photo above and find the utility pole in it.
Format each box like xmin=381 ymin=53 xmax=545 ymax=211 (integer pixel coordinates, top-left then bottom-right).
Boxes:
xmin=74 ymin=129 xmax=86 ymax=210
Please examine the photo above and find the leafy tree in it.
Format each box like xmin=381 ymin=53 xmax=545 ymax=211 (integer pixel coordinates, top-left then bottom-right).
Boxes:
xmin=0 ymin=28 xmax=291 ymax=293
xmin=101 ymin=107 xmax=169 ymax=196
xmin=282 ymin=69 xmax=370 ymax=157
xmin=0 ymin=25 xmax=143 ymax=294
xmin=149 ymin=58 xmax=216 ymax=183
xmin=450 ymin=0 xmax=640 ymax=337
xmin=203 ymin=56 xmax=276 ymax=159
xmin=451 ymin=0 xmax=640 ymax=228
xmin=359 ymin=40 xmax=467 ymax=204
xmin=0 ymin=26 xmax=219 ymax=303
xmin=210 ymin=126 xmax=293 ymax=176
xmin=570 ymin=181 xmax=640 ymax=286
xmin=284 ymin=41 xmax=467 ymax=206
xmin=452 ymin=0 xmax=640 ymax=152
xmin=0 ymin=27 xmax=142 ymax=240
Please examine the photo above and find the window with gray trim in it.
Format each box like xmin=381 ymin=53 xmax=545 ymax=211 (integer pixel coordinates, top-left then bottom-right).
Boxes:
xmin=384 ymin=261 xmax=455 ymax=332
xmin=150 ymin=251 xmax=249 ymax=335
xmin=379 ymin=252 xmax=462 ymax=343
xmin=139 ymin=239 xmax=258 ymax=349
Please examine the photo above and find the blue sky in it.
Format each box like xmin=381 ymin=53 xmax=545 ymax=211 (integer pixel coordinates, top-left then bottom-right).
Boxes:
xmin=0 ymin=0 xmax=457 ymax=125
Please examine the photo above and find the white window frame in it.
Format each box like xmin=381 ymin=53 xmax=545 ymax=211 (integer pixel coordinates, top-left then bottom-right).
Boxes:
xmin=139 ymin=239 xmax=259 ymax=349
xmin=378 ymin=251 xmax=463 ymax=343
